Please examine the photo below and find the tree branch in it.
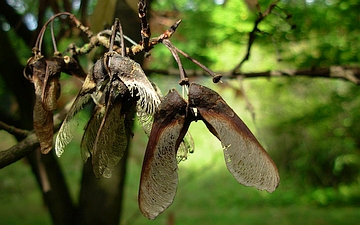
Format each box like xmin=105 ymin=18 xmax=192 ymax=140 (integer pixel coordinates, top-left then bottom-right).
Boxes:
xmin=0 ymin=120 xmax=29 ymax=138
xmin=146 ymin=66 xmax=360 ymax=85
xmin=0 ymin=132 xmax=38 ymax=169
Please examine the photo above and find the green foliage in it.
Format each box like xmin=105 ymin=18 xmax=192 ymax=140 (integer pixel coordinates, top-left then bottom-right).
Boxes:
xmin=151 ymin=0 xmax=254 ymax=70
xmin=279 ymin=0 xmax=360 ymax=67
xmin=245 ymin=77 xmax=360 ymax=205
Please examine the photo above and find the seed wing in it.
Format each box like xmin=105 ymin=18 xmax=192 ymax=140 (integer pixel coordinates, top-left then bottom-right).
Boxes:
xmin=41 ymin=60 xmax=61 ymax=111
xmin=139 ymin=89 xmax=188 ymax=220
xmin=189 ymin=83 xmax=280 ymax=193
xmin=33 ymin=74 xmax=54 ymax=154
xmin=25 ymin=56 xmax=54 ymax=154
xmin=80 ymin=100 xmax=106 ymax=163
xmin=55 ymin=75 xmax=96 ymax=157
xmin=92 ymin=79 xmax=129 ymax=178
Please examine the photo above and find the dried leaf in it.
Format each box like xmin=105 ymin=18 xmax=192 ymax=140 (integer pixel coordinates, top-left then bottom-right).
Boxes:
xmin=188 ymin=83 xmax=279 ymax=193
xmin=33 ymin=74 xmax=54 ymax=154
xmin=25 ymin=55 xmax=54 ymax=153
xmin=41 ymin=60 xmax=61 ymax=111
xmin=139 ymin=89 xmax=189 ymax=220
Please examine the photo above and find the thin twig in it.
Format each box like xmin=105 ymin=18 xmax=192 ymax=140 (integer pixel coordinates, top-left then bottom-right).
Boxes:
xmin=232 ymin=0 xmax=280 ymax=73
xmin=35 ymin=12 xmax=93 ymax=54
xmin=174 ymin=46 xmax=222 ymax=83
xmin=0 ymin=120 xmax=29 ymax=137
xmin=145 ymin=66 xmax=360 ymax=85
xmin=162 ymin=39 xmax=188 ymax=85
xmin=138 ymin=0 xmax=151 ymax=51
xmin=237 ymin=76 xmax=255 ymax=121
xmin=50 ymin=20 xmax=58 ymax=52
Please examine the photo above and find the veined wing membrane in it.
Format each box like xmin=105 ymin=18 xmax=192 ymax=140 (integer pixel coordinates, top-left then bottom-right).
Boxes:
xmin=33 ymin=74 xmax=54 ymax=154
xmin=41 ymin=60 xmax=61 ymax=112
xmin=113 ymin=55 xmax=161 ymax=116
xmin=139 ymin=89 xmax=189 ymax=220
xmin=55 ymin=58 xmax=109 ymax=157
xmin=138 ymin=102 xmax=194 ymax=164
xmin=25 ymin=56 xmax=54 ymax=154
xmin=176 ymin=132 xmax=194 ymax=163
xmin=92 ymin=79 xmax=129 ymax=178
xmin=80 ymin=94 xmax=106 ymax=162
xmin=188 ymin=83 xmax=280 ymax=193
xmin=55 ymin=75 xmax=96 ymax=157
xmin=136 ymin=81 xmax=195 ymax=163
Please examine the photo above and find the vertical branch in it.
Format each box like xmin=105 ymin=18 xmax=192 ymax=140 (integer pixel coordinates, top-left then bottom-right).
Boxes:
xmin=162 ymin=39 xmax=188 ymax=85
xmin=26 ymin=151 xmax=77 ymax=225
xmin=0 ymin=27 xmax=33 ymax=130
xmin=77 ymin=1 xmax=145 ymax=225
xmin=138 ymin=0 xmax=151 ymax=51
xmin=232 ymin=0 xmax=279 ymax=73
xmin=79 ymin=0 xmax=89 ymax=24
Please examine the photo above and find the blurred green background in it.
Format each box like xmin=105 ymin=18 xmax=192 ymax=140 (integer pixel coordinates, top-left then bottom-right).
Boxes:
xmin=1 ymin=0 xmax=360 ymax=224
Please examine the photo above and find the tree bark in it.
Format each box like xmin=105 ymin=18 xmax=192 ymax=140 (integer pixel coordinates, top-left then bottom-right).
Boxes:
xmin=27 ymin=151 xmax=77 ymax=225
xmin=78 ymin=151 xmax=129 ymax=225
xmin=0 ymin=28 xmax=33 ymax=129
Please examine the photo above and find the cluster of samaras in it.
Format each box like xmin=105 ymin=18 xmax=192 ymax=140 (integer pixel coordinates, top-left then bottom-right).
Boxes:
xmin=24 ymin=1 xmax=279 ymax=220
